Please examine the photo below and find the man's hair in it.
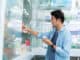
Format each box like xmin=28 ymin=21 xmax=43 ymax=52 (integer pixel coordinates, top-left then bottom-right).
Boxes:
xmin=51 ymin=10 xmax=65 ymax=23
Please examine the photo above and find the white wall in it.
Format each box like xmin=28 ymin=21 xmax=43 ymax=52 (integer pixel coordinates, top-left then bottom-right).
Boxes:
xmin=0 ymin=0 xmax=6 ymax=60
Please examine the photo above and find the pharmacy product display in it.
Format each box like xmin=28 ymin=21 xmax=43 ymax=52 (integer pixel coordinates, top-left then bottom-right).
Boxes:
xmin=39 ymin=0 xmax=72 ymax=10
xmin=3 ymin=0 xmax=23 ymax=60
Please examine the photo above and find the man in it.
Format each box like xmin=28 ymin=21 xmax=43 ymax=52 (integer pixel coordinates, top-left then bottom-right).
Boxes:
xmin=22 ymin=10 xmax=72 ymax=60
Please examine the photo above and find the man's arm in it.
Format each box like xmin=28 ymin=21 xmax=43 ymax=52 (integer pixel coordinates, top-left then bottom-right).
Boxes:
xmin=22 ymin=24 xmax=39 ymax=36
xmin=43 ymin=38 xmax=56 ymax=49
xmin=23 ymin=26 xmax=53 ymax=45
xmin=25 ymin=28 xmax=39 ymax=36
xmin=22 ymin=25 xmax=54 ymax=47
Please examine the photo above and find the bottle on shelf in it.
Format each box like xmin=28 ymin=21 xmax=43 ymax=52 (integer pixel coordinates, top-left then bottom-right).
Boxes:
xmin=25 ymin=39 xmax=31 ymax=52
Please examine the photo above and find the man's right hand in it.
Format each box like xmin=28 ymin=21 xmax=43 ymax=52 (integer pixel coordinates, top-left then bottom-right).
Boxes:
xmin=22 ymin=23 xmax=38 ymax=36
xmin=22 ymin=23 xmax=31 ymax=33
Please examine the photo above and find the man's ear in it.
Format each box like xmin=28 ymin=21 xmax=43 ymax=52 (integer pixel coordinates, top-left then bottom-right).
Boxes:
xmin=57 ymin=18 xmax=61 ymax=23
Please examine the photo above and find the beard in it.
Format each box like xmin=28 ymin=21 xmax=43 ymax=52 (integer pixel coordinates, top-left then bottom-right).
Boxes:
xmin=52 ymin=25 xmax=56 ymax=28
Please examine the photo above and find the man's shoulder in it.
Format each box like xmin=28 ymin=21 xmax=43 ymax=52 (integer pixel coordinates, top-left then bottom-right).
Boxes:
xmin=62 ymin=27 xmax=71 ymax=36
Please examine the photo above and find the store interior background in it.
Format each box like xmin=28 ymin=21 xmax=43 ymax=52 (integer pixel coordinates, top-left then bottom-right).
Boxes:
xmin=3 ymin=0 xmax=80 ymax=60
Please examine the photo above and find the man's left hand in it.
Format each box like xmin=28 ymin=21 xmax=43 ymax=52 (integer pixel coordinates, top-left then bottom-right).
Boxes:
xmin=42 ymin=38 xmax=56 ymax=49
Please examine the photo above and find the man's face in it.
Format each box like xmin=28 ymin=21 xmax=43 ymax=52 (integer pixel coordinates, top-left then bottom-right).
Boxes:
xmin=51 ymin=16 xmax=58 ymax=27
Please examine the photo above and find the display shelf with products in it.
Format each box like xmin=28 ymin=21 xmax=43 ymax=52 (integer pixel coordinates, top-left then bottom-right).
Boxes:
xmin=3 ymin=0 xmax=23 ymax=60
xmin=38 ymin=0 xmax=72 ymax=10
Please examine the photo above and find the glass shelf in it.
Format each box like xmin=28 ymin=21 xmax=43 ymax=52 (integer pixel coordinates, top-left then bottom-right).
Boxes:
xmin=38 ymin=0 xmax=72 ymax=10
